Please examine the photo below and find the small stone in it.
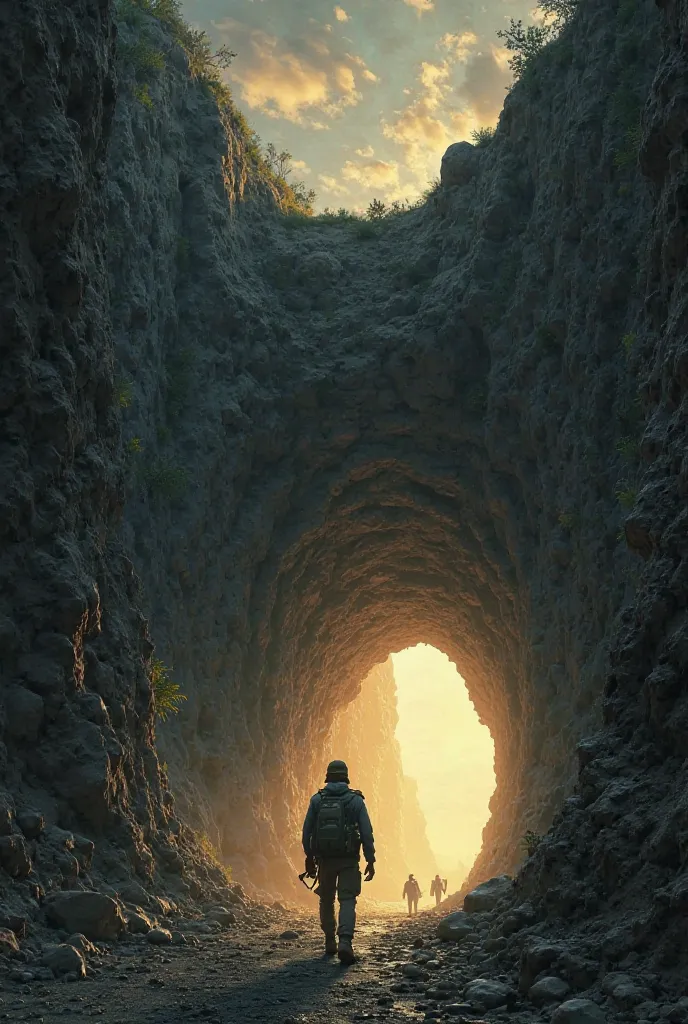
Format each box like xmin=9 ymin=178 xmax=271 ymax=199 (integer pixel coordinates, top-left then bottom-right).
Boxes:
xmin=403 ymin=963 xmax=428 ymax=980
xmin=445 ymin=1004 xmax=473 ymax=1017
xmin=552 ymin=998 xmax=606 ymax=1024
xmin=146 ymin=927 xmax=173 ymax=945
xmin=465 ymin=979 xmax=512 ymax=1009
xmin=16 ymin=810 xmax=45 ymax=840
xmin=0 ymin=834 xmax=32 ymax=878
xmin=0 ymin=928 xmax=20 ymax=955
xmin=279 ymin=930 xmax=299 ymax=940
xmin=610 ymin=983 xmax=648 ymax=1010
xmin=206 ymin=909 xmax=236 ymax=928
xmin=436 ymin=911 xmax=476 ymax=943
xmin=530 ymin=977 xmax=571 ymax=1005
xmin=126 ymin=911 xmax=152 ymax=935
xmin=66 ymin=934 xmax=97 ymax=954
xmin=171 ymin=931 xmax=187 ymax=945
xmin=41 ymin=945 xmax=86 ymax=978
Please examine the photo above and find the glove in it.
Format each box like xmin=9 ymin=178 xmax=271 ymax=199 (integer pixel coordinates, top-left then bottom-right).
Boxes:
xmin=305 ymin=854 xmax=317 ymax=878
xmin=364 ymin=862 xmax=375 ymax=882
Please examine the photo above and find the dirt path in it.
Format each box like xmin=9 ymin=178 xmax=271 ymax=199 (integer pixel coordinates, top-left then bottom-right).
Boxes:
xmin=1 ymin=905 xmax=453 ymax=1024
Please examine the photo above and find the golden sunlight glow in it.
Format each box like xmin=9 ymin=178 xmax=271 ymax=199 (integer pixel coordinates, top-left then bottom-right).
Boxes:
xmin=392 ymin=644 xmax=496 ymax=887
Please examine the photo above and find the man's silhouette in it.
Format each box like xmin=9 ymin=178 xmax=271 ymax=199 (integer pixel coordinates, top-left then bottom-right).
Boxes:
xmin=430 ymin=873 xmax=447 ymax=906
xmin=302 ymin=759 xmax=375 ymax=964
xmin=402 ymin=873 xmax=421 ymax=915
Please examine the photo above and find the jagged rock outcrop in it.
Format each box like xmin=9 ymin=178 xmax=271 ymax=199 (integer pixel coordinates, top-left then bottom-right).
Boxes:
xmin=317 ymin=659 xmax=437 ymax=901
xmin=2 ymin=0 xmax=687 ymax=983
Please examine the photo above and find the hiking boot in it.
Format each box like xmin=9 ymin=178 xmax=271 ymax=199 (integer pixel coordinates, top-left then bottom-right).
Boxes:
xmin=325 ymin=934 xmax=337 ymax=956
xmin=338 ymin=937 xmax=355 ymax=965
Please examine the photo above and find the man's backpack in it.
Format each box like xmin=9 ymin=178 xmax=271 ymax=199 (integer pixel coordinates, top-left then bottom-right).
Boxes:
xmin=313 ymin=789 xmax=361 ymax=857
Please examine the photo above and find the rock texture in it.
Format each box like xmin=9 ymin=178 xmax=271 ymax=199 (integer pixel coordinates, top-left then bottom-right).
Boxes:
xmin=2 ymin=0 xmax=688 ymax=987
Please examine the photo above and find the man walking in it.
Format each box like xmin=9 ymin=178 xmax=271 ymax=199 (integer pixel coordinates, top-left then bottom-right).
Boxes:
xmin=402 ymin=873 xmax=421 ymax=916
xmin=302 ymin=759 xmax=376 ymax=965
xmin=430 ymin=874 xmax=447 ymax=906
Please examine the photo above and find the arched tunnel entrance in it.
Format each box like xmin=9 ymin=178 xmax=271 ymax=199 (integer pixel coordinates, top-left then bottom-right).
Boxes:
xmin=157 ymin=440 xmax=598 ymax=903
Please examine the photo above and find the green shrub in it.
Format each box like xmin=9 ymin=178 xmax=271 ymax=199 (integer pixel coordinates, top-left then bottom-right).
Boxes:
xmin=133 ymin=83 xmax=154 ymax=110
xmin=150 ymin=657 xmax=186 ymax=720
xmin=282 ymin=212 xmax=313 ymax=230
xmin=366 ymin=198 xmax=387 ymax=221
xmin=615 ymin=486 xmax=637 ymax=509
xmin=116 ymin=377 xmax=134 ymax=409
xmin=522 ymin=830 xmax=542 ymax=856
xmin=621 ymin=331 xmax=636 ymax=354
xmin=615 ymin=436 xmax=638 ymax=459
xmin=558 ymin=510 xmax=578 ymax=529
xmin=126 ymin=436 xmax=144 ymax=454
xmin=470 ymin=126 xmax=495 ymax=146
xmin=497 ymin=1 xmax=578 ymax=79
xmin=353 ymin=221 xmax=379 ymax=240
xmin=147 ymin=458 xmax=189 ymax=500
xmin=118 ymin=39 xmax=165 ymax=78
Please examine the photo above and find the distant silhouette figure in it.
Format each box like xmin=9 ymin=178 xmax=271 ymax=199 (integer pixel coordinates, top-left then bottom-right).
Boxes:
xmin=430 ymin=874 xmax=447 ymax=906
xmin=402 ymin=873 xmax=422 ymax=915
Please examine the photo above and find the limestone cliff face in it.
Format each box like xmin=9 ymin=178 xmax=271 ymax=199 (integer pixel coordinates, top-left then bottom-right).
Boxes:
xmin=0 ymin=0 xmax=232 ymax=917
xmin=317 ymin=660 xmax=437 ymax=901
xmin=3 ymin=0 xmax=688 ymax=978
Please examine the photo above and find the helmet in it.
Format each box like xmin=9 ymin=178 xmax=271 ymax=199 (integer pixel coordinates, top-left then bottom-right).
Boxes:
xmin=325 ymin=759 xmax=349 ymax=782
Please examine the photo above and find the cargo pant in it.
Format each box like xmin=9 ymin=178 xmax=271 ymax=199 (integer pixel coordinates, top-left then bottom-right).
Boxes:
xmin=315 ymin=857 xmax=361 ymax=939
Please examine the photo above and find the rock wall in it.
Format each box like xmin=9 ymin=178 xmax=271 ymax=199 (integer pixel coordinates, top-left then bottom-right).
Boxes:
xmin=0 ymin=0 xmax=257 ymax=924
xmin=317 ymin=659 xmax=437 ymax=901
xmin=111 ymin=0 xmax=669 ymax=904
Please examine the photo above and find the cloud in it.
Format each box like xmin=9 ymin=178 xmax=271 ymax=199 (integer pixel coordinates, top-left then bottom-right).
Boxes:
xmin=438 ymin=31 xmax=479 ymax=63
xmin=334 ymin=5 xmax=349 ymax=21
xmin=355 ymin=145 xmax=375 ymax=157
xmin=215 ymin=17 xmax=375 ymax=125
xmin=318 ymin=174 xmax=350 ymax=196
xmin=292 ymin=159 xmax=312 ymax=174
xmin=458 ymin=46 xmax=512 ymax=122
xmin=342 ymin=158 xmax=400 ymax=189
xmin=403 ymin=0 xmax=434 ymax=12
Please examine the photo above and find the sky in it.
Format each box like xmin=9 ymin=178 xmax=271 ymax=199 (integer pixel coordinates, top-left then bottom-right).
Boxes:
xmin=179 ymin=0 xmax=536 ymax=211
xmin=392 ymin=644 xmax=495 ymax=884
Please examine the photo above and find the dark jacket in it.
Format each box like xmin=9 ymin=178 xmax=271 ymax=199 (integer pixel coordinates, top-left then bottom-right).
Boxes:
xmin=302 ymin=781 xmax=376 ymax=863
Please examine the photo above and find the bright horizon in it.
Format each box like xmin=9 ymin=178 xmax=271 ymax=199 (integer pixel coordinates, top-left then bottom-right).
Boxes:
xmin=178 ymin=0 xmax=537 ymax=211
xmin=392 ymin=644 xmax=496 ymax=886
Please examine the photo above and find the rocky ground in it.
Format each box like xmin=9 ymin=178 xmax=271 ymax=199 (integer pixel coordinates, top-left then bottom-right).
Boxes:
xmin=2 ymin=879 xmax=687 ymax=1024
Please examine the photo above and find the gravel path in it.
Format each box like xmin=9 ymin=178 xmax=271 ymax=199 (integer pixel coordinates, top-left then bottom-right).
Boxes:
xmin=1 ymin=906 xmax=452 ymax=1024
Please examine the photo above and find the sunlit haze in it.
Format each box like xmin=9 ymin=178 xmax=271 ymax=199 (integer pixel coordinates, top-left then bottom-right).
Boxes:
xmin=179 ymin=0 xmax=537 ymax=210
xmin=392 ymin=645 xmax=495 ymax=887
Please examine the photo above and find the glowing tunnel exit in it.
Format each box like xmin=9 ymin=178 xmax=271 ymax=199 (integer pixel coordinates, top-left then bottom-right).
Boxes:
xmin=392 ymin=645 xmax=496 ymax=890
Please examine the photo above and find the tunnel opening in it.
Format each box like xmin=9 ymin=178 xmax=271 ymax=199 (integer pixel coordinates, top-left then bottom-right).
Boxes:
xmin=392 ymin=644 xmax=496 ymax=902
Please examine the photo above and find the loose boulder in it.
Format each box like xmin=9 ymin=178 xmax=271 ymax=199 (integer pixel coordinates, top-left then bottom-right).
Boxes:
xmin=465 ymin=979 xmax=512 ymax=1009
xmin=0 ymin=834 xmax=32 ymax=878
xmin=45 ymin=891 xmax=125 ymax=941
xmin=440 ymin=142 xmax=481 ymax=188
xmin=41 ymin=944 xmax=86 ymax=978
xmin=0 ymin=927 xmax=19 ymax=955
xmin=146 ymin=927 xmax=172 ymax=945
xmin=530 ymin=977 xmax=571 ymax=1005
xmin=16 ymin=810 xmax=44 ymax=840
xmin=551 ymin=998 xmax=606 ymax=1024
xmin=125 ymin=910 xmax=153 ymax=934
xmin=437 ymin=911 xmax=476 ymax=942
xmin=463 ymin=875 xmax=513 ymax=914
xmin=207 ymin=908 xmax=236 ymax=928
